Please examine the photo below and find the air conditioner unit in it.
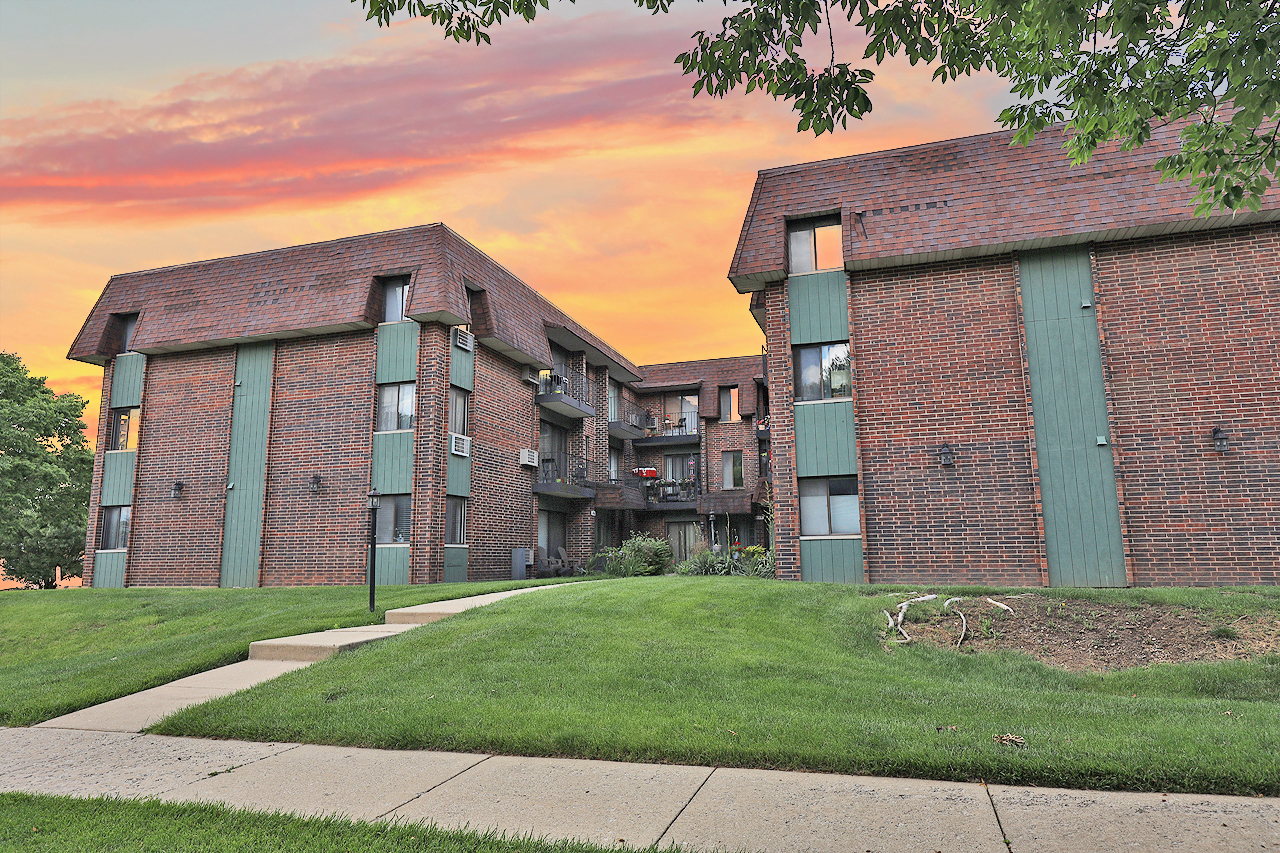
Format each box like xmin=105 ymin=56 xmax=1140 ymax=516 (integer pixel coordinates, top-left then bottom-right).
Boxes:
xmin=518 ymin=448 xmax=539 ymax=467
xmin=449 ymin=433 xmax=471 ymax=457
xmin=521 ymin=365 xmax=540 ymax=385
xmin=453 ymin=328 xmax=475 ymax=352
xmin=647 ymin=415 xmax=659 ymax=429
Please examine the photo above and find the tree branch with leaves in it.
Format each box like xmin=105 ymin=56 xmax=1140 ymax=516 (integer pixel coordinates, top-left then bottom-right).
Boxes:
xmin=358 ymin=0 xmax=1278 ymax=214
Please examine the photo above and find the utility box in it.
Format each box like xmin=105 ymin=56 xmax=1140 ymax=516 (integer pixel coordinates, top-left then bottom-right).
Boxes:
xmin=511 ymin=548 xmax=532 ymax=580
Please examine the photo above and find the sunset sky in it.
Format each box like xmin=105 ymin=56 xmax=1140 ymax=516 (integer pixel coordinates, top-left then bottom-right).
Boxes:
xmin=0 ymin=0 xmax=1017 ymax=441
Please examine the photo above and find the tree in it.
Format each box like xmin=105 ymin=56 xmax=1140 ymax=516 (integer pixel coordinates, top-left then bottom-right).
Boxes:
xmin=0 ymin=352 xmax=93 ymax=589
xmin=356 ymin=0 xmax=1279 ymax=215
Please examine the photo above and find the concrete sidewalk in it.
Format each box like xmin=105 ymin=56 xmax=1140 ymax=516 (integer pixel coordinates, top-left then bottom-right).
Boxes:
xmin=2 ymin=727 xmax=1276 ymax=852
xmin=9 ymin=581 xmax=1279 ymax=852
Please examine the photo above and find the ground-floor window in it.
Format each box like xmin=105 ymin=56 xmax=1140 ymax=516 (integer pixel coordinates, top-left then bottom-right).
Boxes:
xmin=798 ymin=477 xmax=859 ymax=536
xmin=375 ymin=494 xmax=412 ymax=543
xmin=667 ymin=520 xmax=701 ymax=562
xmin=445 ymin=496 xmax=466 ymax=544
xmin=99 ymin=506 xmax=131 ymax=550
xmin=539 ymin=510 xmax=567 ymax=558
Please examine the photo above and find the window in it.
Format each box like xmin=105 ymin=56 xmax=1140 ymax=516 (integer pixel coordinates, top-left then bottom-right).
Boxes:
xmin=448 ymin=387 xmax=469 ymax=436
xmin=376 ymin=494 xmax=412 ymax=543
xmin=722 ymin=450 xmax=744 ymax=489
xmin=793 ymin=342 xmax=852 ymax=401
xmin=382 ymin=277 xmax=408 ymax=323
xmin=798 ymin=477 xmax=860 ymax=536
xmin=788 ymin=217 xmax=841 ymax=274
xmin=445 ymin=496 xmax=466 ymax=545
xmin=119 ymin=313 xmax=139 ymax=352
xmin=719 ymin=386 xmax=740 ymax=422
xmin=608 ymin=380 xmax=621 ymax=421
xmin=665 ymin=452 xmax=697 ymax=481
xmin=609 ymin=447 xmax=621 ymax=481
xmin=663 ymin=393 xmax=698 ymax=434
xmin=108 ymin=407 xmax=140 ymax=451
xmin=100 ymin=506 xmax=131 ymax=550
xmin=377 ymin=382 xmax=416 ymax=431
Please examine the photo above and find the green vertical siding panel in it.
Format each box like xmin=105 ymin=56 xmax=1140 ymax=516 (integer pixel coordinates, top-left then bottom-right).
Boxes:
xmin=1021 ymin=249 xmax=1126 ymax=588
xmin=450 ymin=339 xmax=475 ymax=391
xmin=376 ymin=322 xmax=419 ymax=384
xmin=92 ymin=551 xmax=127 ymax=588
xmin=787 ymin=271 xmax=849 ymax=345
xmin=794 ymin=401 xmax=858 ymax=477
xmin=100 ymin=451 xmax=136 ymax=506
xmin=375 ymin=546 xmax=411 ymax=584
xmin=371 ymin=431 xmax=414 ymax=493
xmin=109 ymin=353 xmax=146 ymax=408
xmin=799 ymin=539 xmax=863 ymax=583
xmin=220 ymin=343 xmax=274 ymax=588
xmin=443 ymin=546 xmax=469 ymax=583
xmin=446 ymin=454 xmax=471 ymax=497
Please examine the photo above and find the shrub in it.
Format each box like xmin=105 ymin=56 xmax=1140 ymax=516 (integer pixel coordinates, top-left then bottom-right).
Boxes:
xmin=599 ymin=533 xmax=673 ymax=576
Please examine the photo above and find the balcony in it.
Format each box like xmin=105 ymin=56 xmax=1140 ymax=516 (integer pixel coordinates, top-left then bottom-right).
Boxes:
xmin=533 ymin=449 xmax=595 ymax=500
xmin=536 ymin=368 xmax=596 ymax=419
xmin=632 ymin=415 xmax=700 ymax=447
xmin=642 ymin=477 xmax=700 ymax=510
xmin=608 ymin=396 xmax=647 ymax=440
xmin=592 ymin=476 xmax=646 ymax=510
xmin=756 ymin=414 xmax=770 ymax=440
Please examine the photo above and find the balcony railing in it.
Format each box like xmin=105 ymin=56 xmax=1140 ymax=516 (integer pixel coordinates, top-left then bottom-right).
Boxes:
xmin=642 ymin=477 xmax=701 ymax=504
xmin=647 ymin=415 xmax=699 ymax=438
xmin=538 ymin=449 xmax=590 ymax=487
xmin=608 ymin=395 xmax=648 ymax=431
xmin=539 ymin=368 xmax=592 ymax=406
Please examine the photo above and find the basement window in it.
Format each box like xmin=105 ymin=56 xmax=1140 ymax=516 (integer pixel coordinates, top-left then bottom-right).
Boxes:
xmin=788 ymin=216 xmax=841 ymax=274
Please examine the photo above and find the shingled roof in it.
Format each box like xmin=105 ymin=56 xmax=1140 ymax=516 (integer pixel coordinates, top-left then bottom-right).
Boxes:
xmin=68 ymin=224 xmax=641 ymax=381
xmin=729 ymin=120 xmax=1280 ymax=291
xmin=635 ymin=354 xmax=766 ymax=418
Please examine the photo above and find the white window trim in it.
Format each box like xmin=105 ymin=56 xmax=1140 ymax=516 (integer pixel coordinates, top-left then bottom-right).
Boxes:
xmin=443 ymin=543 xmax=469 ymax=549
xmin=798 ymin=534 xmax=863 ymax=540
xmin=377 ymin=428 xmax=416 ymax=434
xmin=375 ymin=542 xmax=411 ymax=548
xmin=377 ymin=319 xmax=414 ymax=326
xmin=94 ymin=547 xmax=128 ymax=553
xmin=794 ymin=398 xmax=852 ymax=406
xmin=104 ymin=448 xmax=136 ymax=454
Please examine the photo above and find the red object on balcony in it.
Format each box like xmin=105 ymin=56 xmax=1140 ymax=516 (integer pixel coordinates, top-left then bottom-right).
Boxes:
xmin=633 ymin=467 xmax=658 ymax=478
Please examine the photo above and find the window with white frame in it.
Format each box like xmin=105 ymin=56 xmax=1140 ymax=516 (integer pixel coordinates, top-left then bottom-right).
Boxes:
xmin=722 ymin=450 xmax=744 ymax=489
xmin=608 ymin=380 xmax=621 ymax=421
xmin=100 ymin=506 xmax=131 ymax=550
xmin=719 ymin=386 xmax=740 ymax=422
xmin=382 ymin=277 xmax=408 ymax=323
xmin=609 ymin=446 xmax=621 ymax=481
xmin=798 ymin=477 xmax=860 ymax=536
xmin=448 ymin=386 xmax=469 ymax=436
xmin=445 ymin=496 xmax=466 ymax=545
xmin=376 ymin=494 xmax=412 ymax=543
xmin=793 ymin=342 xmax=852 ymax=402
xmin=108 ymin=407 xmax=140 ymax=451
xmin=787 ymin=216 xmax=841 ymax=274
xmin=377 ymin=382 xmax=416 ymax=431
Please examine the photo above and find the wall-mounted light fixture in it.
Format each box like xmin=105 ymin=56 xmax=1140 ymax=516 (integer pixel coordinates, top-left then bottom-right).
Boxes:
xmin=1211 ymin=427 xmax=1230 ymax=454
xmin=309 ymin=474 xmax=322 ymax=493
xmin=937 ymin=443 xmax=956 ymax=467
xmin=171 ymin=481 xmax=185 ymax=499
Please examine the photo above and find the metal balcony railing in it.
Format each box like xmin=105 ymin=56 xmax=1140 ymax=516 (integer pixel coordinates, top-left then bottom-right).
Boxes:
xmin=539 ymin=367 xmax=592 ymax=407
xmin=609 ymin=395 xmax=648 ymax=430
xmin=643 ymin=477 xmax=701 ymax=504
xmin=648 ymin=415 xmax=700 ymax=438
xmin=538 ymin=449 xmax=590 ymax=487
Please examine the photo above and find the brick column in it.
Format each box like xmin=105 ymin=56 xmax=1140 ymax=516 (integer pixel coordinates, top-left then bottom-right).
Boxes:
xmin=764 ymin=281 xmax=799 ymax=579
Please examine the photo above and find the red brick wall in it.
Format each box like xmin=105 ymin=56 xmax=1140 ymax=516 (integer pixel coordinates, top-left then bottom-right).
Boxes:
xmin=82 ymin=360 xmax=114 ymax=586
xmin=850 ymin=256 xmax=1043 ymax=585
xmin=1096 ymin=223 xmax=1280 ymax=585
xmin=259 ymin=331 xmax=375 ymax=586
xmin=412 ymin=324 xmax=450 ymax=583
xmin=466 ymin=345 xmax=539 ymax=579
xmin=126 ymin=349 xmax=236 ymax=586
xmin=704 ymin=419 xmax=759 ymax=493
xmin=764 ymin=283 xmax=800 ymax=579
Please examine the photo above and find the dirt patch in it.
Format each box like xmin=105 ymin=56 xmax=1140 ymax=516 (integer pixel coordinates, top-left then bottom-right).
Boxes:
xmin=900 ymin=594 xmax=1280 ymax=673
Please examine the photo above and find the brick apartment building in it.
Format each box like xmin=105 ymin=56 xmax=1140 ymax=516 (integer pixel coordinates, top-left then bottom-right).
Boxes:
xmin=732 ymin=121 xmax=1279 ymax=587
xmin=70 ymin=224 xmax=769 ymax=587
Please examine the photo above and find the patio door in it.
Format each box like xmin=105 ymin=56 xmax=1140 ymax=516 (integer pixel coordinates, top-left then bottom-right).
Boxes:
xmin=667 ymin=520 xmax=701 ymax=562
xmin=539 ymin=510 xmax=567 ymax=559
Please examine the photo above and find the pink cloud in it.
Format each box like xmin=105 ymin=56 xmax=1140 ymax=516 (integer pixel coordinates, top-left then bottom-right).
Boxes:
xmin=0 ymin=12 xmax=723 ymax=220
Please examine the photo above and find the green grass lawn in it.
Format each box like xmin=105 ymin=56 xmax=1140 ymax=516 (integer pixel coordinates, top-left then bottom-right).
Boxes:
xmin=152 ymin=577 xmax=1280 ymax=796
xmin=0 ymin=793 xmax=662 ymax=853
xmin=0 ymin=579 xmax=583 ymax=727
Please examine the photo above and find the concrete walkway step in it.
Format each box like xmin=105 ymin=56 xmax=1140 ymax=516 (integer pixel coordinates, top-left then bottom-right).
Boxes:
xmin=384 ymin=585 xmax=557 ymax=624
xmin=248 ymin=623 xmax=418 ymax=662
